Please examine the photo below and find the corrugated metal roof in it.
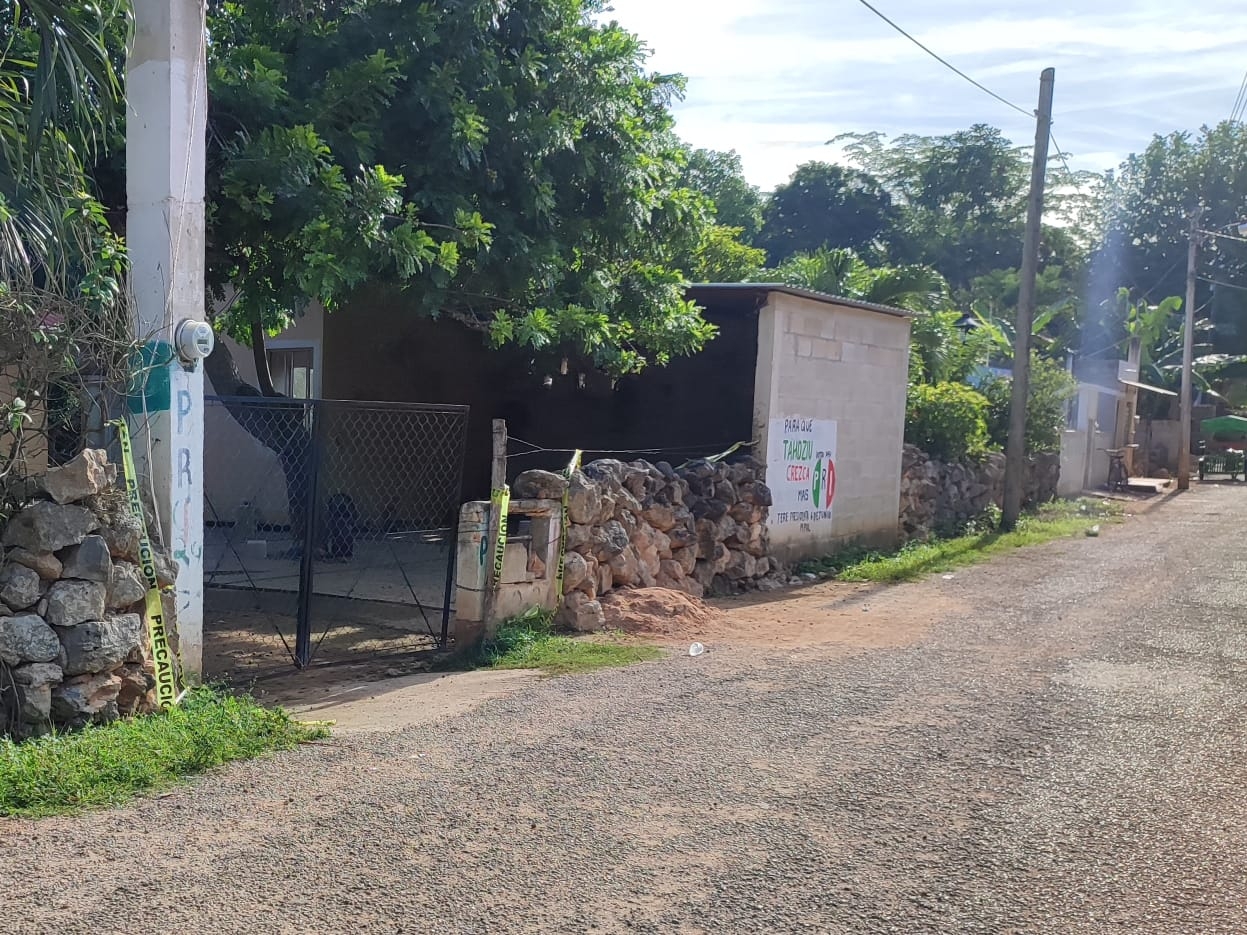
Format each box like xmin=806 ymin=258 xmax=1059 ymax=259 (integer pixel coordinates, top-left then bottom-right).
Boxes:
xmin=687 ymin=283 xmax=914 ymax=319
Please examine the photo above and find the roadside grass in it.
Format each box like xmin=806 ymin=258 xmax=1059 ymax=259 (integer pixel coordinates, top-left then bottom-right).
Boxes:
xmin=0 ymin=687 xmax=326 ymax=819
xmin=798 ymin=498 xmax=1125 ymax=585
xmin=468 ymin=608 xmax=663 ymax=676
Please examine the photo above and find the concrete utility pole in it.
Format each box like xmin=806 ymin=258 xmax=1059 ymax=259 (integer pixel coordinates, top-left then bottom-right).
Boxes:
xmin=1177 ymin=212 xmax=1202 ymax=491
xmin=1001 ymin=68 xmax=1055 ymax=531
xmin=126 ymin=0 xmax=209 ymax=676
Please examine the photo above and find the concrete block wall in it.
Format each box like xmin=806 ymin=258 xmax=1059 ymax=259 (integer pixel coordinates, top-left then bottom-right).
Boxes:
xmin=755 ymin=293 xmax=912 ymax=563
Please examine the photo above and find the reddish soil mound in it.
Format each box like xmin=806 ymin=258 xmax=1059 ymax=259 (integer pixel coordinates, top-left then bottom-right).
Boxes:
xmin=600 ymin=587 xmax=724 ymax=638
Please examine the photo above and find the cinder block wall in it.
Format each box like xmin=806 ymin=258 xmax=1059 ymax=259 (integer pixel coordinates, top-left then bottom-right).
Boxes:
xmin=754 ymin=294 xmax=911 ymax=563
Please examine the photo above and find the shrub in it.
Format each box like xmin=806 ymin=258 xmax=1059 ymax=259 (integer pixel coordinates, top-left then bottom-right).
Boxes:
xmin=905 ymin=382 xmax=991 ymax=461
xmin=980 ymin=354 xmax=1076 ymax=453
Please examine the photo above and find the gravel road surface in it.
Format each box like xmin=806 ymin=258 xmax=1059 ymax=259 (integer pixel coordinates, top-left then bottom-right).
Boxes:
xmin=4 ymin=486 xmax=1247 ymax=934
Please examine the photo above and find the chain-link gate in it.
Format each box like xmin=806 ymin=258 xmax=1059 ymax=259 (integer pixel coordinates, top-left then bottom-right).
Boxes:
xmin=202 ymin=396 xmax=469 ymax=680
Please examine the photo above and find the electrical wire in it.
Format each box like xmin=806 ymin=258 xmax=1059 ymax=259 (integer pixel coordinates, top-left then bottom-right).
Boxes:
xmin=852 ymin=0 xmax=1033 ymax=119
xmin=1199 ymin=275 xmax=1247 ymax=293
xmin=1231 ymin=68 xmax=1247 ymax=123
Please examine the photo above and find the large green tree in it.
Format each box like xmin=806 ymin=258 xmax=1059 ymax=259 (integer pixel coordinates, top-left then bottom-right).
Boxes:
xmin=203 ymin=0 xmax=727 ymax=386
xmin=835 ymin=125 xmax=1095 ymax=295
xmin=758 ymin=161 xmax=898 ymax=265
xmin=677 ymin=146 xmax=763 ymax=241
xmin=1095 ymin=121 xmax=1247 ymax=354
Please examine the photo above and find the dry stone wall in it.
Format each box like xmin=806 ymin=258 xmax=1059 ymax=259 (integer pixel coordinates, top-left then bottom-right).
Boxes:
xmin=0 ymin=449 xmax=174 ymax=737
xmin=898 ymin=444 xmax=1061 ymax=542
xmin=514 ymin=456 xmax=780 ymax=632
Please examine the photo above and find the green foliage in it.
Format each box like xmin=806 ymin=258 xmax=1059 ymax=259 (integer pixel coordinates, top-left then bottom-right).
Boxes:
xmin=1098 ymin=121 xmax=1247 ymax=355
xmin=468 ymin=608 xmax=662 ymax=676
xmin=0 ymin=688 xmax=325 ymax=817
xmin=833 ymin=125 xmax=1093 ymax=304
xmin=678 ymin=147 xmax=763 ymax=240
xmin=767 ymin=247 xmax=948 ymax=312
xmin=908 ymin=310 xmax=996 ymax=385
xmin=799 ymin=498 xmax=1123 ymax=584
xmin=683 ymin=224 xmax=766 ymax=283
xmin=905 ymin=381 xmax=991 ymax=461
xmin=204 ymin=0 xmax=726 ymax=375
xmin=979 ymin=354 xmax=1076 ymax=453
xmin=759 ymin=161 xmax=898 ymax=265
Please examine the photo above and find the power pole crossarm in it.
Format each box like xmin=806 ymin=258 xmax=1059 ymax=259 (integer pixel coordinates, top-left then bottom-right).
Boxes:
xmin=1001 ymin=67 xmax=1055 ymax=531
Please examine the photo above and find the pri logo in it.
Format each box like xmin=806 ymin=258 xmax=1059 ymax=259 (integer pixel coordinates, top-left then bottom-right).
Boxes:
xmin=811 ymin=457 xmax=836 ymax=510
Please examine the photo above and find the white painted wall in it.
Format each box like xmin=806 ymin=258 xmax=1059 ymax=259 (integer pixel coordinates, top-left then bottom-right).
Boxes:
xmin=126 ymin=0 xmax=207 ymax=676
xmin=754 ymin=293 xmax=911 ymax=563
xmin=202 ymin=307 xmax=324 ymax=529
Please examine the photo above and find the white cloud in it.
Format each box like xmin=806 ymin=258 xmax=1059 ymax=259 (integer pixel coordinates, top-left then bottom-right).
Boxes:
xmin=602 ymin=0 xmax=1247 ymax=187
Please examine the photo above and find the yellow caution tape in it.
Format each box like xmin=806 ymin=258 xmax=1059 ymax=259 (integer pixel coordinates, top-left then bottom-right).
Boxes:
xmin=555 ymin=449 xmax=582 ymax=601
xmin=490 ymin=485 xmax=510 ymax=587
xmin=110 ymin=419 xmax=182 ymax=710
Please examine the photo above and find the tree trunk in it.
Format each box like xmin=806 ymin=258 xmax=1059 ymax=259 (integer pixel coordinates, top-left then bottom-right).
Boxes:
xmin=205 ymin=336 xmax=313 ymax=552
xmin=250 ymin=318 xmax=278 ymax=396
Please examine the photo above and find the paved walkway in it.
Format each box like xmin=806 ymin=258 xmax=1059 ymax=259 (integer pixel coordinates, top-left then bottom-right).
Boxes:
xmin=5 ymin=486 xmax=1247 ymax=933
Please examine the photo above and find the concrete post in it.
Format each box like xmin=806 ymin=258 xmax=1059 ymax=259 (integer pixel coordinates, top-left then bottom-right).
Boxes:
xmin=125 ymin=0 xmax=208 ymax=677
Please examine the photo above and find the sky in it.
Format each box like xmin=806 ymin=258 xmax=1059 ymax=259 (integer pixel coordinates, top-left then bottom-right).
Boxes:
xmin=600 ymin=0 xmax=1247 ymax=190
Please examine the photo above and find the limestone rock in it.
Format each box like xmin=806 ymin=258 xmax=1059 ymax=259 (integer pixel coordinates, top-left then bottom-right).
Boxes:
xmin=591 ymin=521 xmax=630 ymax=561
xmin=59 ymin=534 xmax=113 ymax=583
xmin=40 ymin=449 xmax=116 ymax=505
xmin=56 ymin=613 xmax=144 ymax=676
xmin=559 ymin=592 xmax=605 ymax=633
xmin=6 ymin=548 xmax=63 ymax=581
xmin=640 ymin=500 xmax=677 ymax=532
xmin=107 ymin=561 xmax=149 ymax=611
xmin=0 ymin=613 xmax=60 ymax=665
xmin=513 ymin=470 xmax=568 ymax=500
xmin=115 ymin=663 xmax=154 ymax=716
xmin=566 ymin=472 xmax=602 ymax=526
xmin=52 ymin=670 xmax=124 ymax=724
xmin=671 ymin=547 xmax=698 ymax=576
xmin=608 ymin=545 xmax=643 ymax=587
xmin=566 ymin=523 xmax=593 ymax=555
xmin=44 ymin=580 xmax=106 ymax=628
xmin=596 ymin=562 xmax=613 ymax=597
xmin=97 ymin=513 xmax=143 ymax=562
xmin=12 ymin=662 xmax=63 ymax=723
xmin=0 ymin=563 xmax=44 ymax=611
xmin=561 ymin=551 xmax=590 ymax=593
xmin=153 ymin=550 xmax=178 ymax=589
xmin=3 ymin=501 xmax=99 ymax=553
xmin=724 ymin=550 xmax=759 ymax=580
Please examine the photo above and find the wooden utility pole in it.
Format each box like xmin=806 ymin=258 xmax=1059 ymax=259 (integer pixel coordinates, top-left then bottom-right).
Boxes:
xmin=1001 ymin=67 xmax=1055 ymax=531
xmin=1177 ymin=213 xmax=1201 ymax=490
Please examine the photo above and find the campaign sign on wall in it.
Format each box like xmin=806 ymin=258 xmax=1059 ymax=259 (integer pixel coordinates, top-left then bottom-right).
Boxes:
xmin=767 ymin=417 xmax=837 ymax=529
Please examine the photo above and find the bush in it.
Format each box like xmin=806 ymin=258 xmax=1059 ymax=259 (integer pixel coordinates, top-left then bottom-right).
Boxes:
xmin=905 ymin=382 xmax=991 ymax=461
xmin=980 ymin=354 xmax=1076 ymax=453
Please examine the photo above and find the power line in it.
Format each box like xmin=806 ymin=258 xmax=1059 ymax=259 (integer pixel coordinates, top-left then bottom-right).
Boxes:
xmin=852 ymin=0 xmax=1033 ymax=119
xmin=1231 ymin=68 xmax=1247 ymax=123
xmin=1200 ymin=275 xmax=1247 ymax=293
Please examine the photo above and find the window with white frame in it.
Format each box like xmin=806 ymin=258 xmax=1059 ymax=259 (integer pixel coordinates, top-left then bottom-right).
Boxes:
xmin=267 ymin=346 xmax=315 ymax=399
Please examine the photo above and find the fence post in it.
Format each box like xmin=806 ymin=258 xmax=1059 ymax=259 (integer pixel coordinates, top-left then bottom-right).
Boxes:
xmin=294 ymin=401 xmax=323 ymax=668
xmin=482 ymin=419 xmax=508 ymax=635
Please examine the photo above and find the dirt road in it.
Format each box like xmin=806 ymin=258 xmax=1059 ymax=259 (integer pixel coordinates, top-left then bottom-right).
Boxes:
xmin=5 ymin=486 xmax=1247 ymax=933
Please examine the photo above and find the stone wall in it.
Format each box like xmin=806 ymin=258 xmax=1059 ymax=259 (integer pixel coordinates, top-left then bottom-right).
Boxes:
xmin=0 ymin=450 xmax=175 ymax=738
xmin=898 ymin=445 xmax=1061 ymax=542
xmin=514 ymin=456 xmax=779 ymax=632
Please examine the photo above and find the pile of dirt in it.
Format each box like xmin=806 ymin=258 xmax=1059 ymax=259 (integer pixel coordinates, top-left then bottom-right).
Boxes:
xmin=599 ymin=587 xmax=724 ymax=638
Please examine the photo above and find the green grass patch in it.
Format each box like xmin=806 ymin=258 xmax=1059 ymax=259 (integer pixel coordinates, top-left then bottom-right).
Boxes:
xmin=0 ymin=687 xmax=326 ymax=819
xmin=469 ymin=608 xmax=663 ymax=676
xmin=799 ymin=498 xmax=1124 ymax=585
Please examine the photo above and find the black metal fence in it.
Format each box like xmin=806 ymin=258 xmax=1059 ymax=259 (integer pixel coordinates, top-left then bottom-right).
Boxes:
xmin=202 ymin=396 xmax=469 ymax=679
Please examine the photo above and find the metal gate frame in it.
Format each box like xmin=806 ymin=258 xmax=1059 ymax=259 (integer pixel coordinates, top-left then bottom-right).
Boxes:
xmin=205 ymin=395 xmax=470 ymax=670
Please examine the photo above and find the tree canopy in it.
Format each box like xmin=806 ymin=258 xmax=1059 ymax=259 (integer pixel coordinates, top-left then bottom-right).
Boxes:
xmin=204 ymin=0 xmax=746 ymax=376
xmin=758 ymin=161 xmax=897 ymax=265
